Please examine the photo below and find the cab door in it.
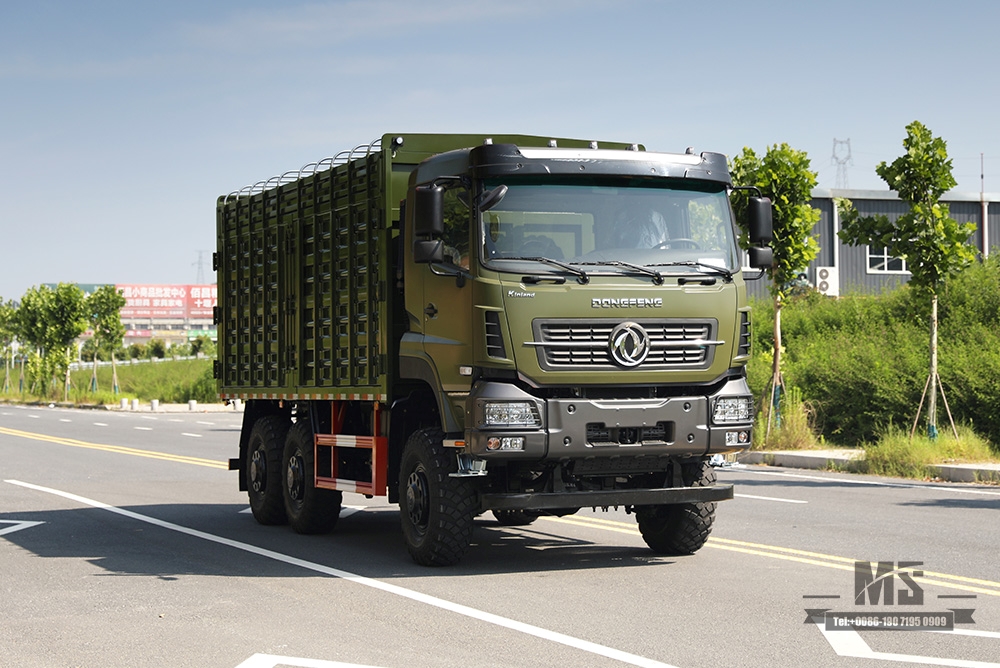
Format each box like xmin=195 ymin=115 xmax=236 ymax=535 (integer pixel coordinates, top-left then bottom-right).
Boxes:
xmin=419 ymin=184 xmax=474 ymax=394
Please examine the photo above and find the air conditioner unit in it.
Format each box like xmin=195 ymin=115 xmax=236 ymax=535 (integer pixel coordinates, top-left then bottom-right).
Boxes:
xmin=816 ymin=266 xmax=839 ymax=297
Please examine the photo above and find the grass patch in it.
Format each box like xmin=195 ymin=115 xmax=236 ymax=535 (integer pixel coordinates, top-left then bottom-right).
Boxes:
xmin=1 ymin=358 xmax=218 ymax=406
xmin=753 ymin=385 xmax=822 ymax=450
xmin=861 ymin=425 xmax=999 ymax=479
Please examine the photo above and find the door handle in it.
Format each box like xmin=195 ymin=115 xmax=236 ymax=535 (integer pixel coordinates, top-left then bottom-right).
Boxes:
xmin=424 ymin=303 xmax=438 ymax=318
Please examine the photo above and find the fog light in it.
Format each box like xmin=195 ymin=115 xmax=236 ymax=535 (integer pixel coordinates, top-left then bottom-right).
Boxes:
xmin=486 ymin=436 xmax=524 ymax=451
xmin=713 ymin=396 xmax=753 ymax=424
xmin=726 ymin=430 xmax=751 ymax=446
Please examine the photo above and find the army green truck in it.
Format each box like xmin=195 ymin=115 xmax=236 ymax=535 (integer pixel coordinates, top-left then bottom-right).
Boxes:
xmin=215 ymin=133 xmax=772 ymax=566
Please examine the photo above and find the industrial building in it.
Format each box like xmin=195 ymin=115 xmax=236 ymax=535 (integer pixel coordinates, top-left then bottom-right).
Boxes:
xmin=748 ymin=188 xmax=1000 ymax=299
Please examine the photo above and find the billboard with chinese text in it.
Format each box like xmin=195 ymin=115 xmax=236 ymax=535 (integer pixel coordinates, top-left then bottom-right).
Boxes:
xmin=117 ymin=284 xmax=217 ymax=320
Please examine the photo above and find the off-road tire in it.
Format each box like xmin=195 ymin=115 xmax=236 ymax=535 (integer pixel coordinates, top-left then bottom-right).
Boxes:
xmin=399 ymin=428 xmax=478 ymax=566
xmin=246 ymin=415 xmax=290 ymax=526
xmin=635 ymin=461 xmax=717 ymax=555
xmin=491 ymin=509 xmax=540 ymax=526
xmin=282 ymin=420 xmax=343 ymax=535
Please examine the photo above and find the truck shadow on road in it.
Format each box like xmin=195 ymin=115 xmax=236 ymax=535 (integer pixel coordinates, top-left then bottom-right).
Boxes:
xmin=0 ymin=503 xmax=680 ymax=582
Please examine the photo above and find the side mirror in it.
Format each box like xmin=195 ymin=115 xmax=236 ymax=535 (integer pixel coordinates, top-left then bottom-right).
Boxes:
xmin=413 ymin=239 xmax=444 ymax=264
xmin=477 ymin=184 xmax=508 ymax=212
xmin=414 ymin=184 xmax=444 ymax=236
xmin=748 ymin=196 xmax=773 ymax=245
xmin=749 ymin=246 xmax=773 ymax=269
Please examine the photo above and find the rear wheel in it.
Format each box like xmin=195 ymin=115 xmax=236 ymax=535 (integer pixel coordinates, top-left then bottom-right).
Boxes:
xmin=635 ymin=460 xmax=717 ymax=555
xmin=282 ymin=420 xmax=342 ymax=534
xmin=246 ymin=415 xmax=290 ymax=525
xmin=399 ymin=428 xmax=478 ymax=566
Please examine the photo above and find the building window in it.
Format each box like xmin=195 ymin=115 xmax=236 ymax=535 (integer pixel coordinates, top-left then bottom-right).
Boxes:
xmin=867 ymin=246 xmax=908 ymax=273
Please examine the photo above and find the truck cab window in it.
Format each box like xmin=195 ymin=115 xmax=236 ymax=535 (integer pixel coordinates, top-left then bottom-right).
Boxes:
xmin=441 ymin=186 xmax=470 ymax=268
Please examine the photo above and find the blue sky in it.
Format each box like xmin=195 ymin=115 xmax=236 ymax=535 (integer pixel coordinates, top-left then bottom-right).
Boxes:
xmin=2 ymin=0 xmax=998 ymax=300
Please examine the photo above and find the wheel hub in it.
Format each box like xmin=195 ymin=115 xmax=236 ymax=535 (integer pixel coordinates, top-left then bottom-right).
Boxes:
xmin=249 ymin=448 xmax=266 ymax=493
xmin=287 ymin=452 xmax=304 ymax=503
xmin=405 ymin=467 xmax=429 ymax=531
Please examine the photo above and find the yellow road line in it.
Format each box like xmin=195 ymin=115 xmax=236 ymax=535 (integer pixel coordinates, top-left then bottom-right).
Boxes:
xmin=0 ymin=425 xmax=228 ymax=469
xmin=540 ymin=514 xmax=1000 ymax=597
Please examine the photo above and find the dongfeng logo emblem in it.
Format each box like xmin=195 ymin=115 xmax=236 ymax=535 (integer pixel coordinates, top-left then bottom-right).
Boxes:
xmin=609 ymin=322 xmax=650 ymax=367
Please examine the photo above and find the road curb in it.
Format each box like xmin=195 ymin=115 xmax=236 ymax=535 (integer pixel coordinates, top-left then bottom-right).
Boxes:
xmin=738 ymin=449 xmax=1000 ymax=484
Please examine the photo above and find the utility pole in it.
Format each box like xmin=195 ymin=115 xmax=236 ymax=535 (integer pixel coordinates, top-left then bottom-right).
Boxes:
xmin=193 ymin=250 xmax=211 ymax=284
xmin=982 ymin=153 xmax=989 ymax=258
xmin=831 ymin=138 xmax=853 ymax=190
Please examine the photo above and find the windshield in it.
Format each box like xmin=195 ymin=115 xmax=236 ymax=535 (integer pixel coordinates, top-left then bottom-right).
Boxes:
xmin=479 ymin=181 xmax=740 ymax=276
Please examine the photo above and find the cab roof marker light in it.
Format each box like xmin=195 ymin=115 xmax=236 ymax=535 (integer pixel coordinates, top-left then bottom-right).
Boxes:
xmin=515 ymin=148 xmax=703 ymax=165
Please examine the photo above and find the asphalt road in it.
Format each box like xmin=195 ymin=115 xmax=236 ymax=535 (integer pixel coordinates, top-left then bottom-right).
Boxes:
xmin=2 ymin=404 xmax=999 ymax=668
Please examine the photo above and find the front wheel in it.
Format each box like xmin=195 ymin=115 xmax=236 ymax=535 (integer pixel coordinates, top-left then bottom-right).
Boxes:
xmin=635 ymin=461 xmax=717 ymax=555
xmin=282 ymin=420 xmax=342 ymax=534
xmin=399 ymin=428 xmax=478 ymax=566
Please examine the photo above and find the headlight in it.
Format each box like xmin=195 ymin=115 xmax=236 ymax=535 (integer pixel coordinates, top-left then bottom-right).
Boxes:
xmin=480 ymin=401 xmax=541 ymax=427
xmin=713 ymin=396 xmax=753 ymax=424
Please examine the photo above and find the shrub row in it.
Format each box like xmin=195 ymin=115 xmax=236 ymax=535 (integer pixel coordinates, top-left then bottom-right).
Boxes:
xmin=749 ymin=257 xmax=1000 ymax=448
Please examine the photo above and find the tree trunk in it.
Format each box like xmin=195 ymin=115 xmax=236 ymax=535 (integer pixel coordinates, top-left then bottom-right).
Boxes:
xmin=64 ymin=348 xmax=72 ymax=403
xmin=766 ymin=292 xmax=784 ymax=435
xmin=928 ymin=293 xmax=938 ymax=439
xmin=773 ymin=294 xmax=783 ymax=382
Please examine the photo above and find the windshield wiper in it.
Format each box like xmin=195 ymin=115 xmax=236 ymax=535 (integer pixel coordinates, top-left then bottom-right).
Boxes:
xmin=498 ymin=256 xmax=590 ymax=284
xmin=647 ymin=261 xmax=734 ymax=283
xmin=575 ymin=261 xmax=664 ymax=285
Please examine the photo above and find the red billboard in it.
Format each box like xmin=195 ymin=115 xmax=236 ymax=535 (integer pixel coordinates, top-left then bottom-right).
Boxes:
xmin=117 ymin=284 xmax=217 ymax=320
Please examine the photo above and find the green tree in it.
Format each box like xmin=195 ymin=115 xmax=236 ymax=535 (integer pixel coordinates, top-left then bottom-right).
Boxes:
xmin=0 ymin=298 xmax=16 ymax=393
xmin=838 ymin=121 xmax=976 ymax=439
xmin=15 ymin=286 xmax=55 ymax=394
xmin=730 ymin=144 xmax=821 ymax=431
xmin=87 ymin=285 xmax=126 ymax=394
xmin=190 ymin=334 xmax=216 ymax=358
xmin=148 ymin=338 xmax=167 ymax=359
xmin=14 ymin=284 xmax=88 ymax=399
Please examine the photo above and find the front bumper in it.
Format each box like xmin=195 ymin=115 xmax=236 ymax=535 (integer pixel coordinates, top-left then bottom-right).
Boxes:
xmin=465 ymin=377 xmax=753 ymax=460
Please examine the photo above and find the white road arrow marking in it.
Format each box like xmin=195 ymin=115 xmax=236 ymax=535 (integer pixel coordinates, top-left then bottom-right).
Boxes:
xmin=0 ymin=520 xmax=45 ymax=537
xmin=814 ymin=618 xmax=1000 ymax=667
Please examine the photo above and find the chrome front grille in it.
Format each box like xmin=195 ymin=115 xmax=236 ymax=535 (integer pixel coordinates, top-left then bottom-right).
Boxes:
xmin=529 ymin=318 xmax=720 ymax=370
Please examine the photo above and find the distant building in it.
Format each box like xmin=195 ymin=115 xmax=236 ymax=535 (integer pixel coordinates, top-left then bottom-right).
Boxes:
xmin=747 ymin=189 xmax=1000 ymax=299
xmin=45 ymin=283 xmax=217 ymax=346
